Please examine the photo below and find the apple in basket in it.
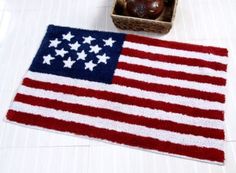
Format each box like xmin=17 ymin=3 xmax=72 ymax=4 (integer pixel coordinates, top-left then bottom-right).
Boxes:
xmin=126 ymin=0 xmax=164 ymax=19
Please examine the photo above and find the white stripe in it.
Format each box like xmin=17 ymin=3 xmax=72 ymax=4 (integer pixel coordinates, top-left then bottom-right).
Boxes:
xmin=119 ymin=55 xmax=226 ymax=79
xmin=25 ymin=71 xmax=224 ymax=111
xmin=11 ymin=101 xmax=224 ymax=150
xmin=17 ymin=85 xmax=224 ymax=130
xmin=123 ymin=41 xmax=228 ymax=65
xmin=115 ymin=69 xmax=226 ymax=95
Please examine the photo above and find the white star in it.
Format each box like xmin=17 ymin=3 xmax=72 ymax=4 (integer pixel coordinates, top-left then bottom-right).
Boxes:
xmin=85 ymin=60 xmax=96 ymax=71
xmin=89 ymin=45 xmax=101 ymax=54
xmin=62 ymin=32 xmax=74 ymax=41
xmin=96 ymin=53 xmax=110 ymax=64
xmin=83 ymin=36 xmax=95 ymax=44
xmin=63 ymin=57 xmax=76 ymax=68
xmin=55 ymin=48 xmax=68 ymax=58
xmin=49 ymin=38 xmax=61 ymax=48
xmin=103 ymin=37 xmax=116 ymax=47
xmin=77 ymin=50 xmax=87 ymax=60
xmin=69 ymin=41 xmax=81 ymax=51
xmin=43 ymin=54 xmax=55 ymax=65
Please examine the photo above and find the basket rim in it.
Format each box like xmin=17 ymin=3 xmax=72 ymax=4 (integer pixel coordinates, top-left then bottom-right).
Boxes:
xmin=111 ymin=13 xmax=172 ymax=25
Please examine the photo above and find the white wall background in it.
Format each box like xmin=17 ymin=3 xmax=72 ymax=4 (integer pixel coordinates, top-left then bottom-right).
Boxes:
xmin=0 ymin=0 xmax=236 ymax=172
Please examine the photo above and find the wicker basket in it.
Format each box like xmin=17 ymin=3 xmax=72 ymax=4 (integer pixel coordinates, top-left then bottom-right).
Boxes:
xmin=111 ymin=0 xmax=178 ymax=34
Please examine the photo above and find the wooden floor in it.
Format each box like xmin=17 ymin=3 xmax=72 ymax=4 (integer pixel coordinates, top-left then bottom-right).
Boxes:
xmin=0 ymin=0 xmax=236 ymax=172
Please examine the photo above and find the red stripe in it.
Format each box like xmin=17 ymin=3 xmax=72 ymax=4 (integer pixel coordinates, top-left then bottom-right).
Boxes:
xmin=121 ymin=48 xmax=227 ymax=71
xmin=23 ymin=78 xmax=224 ymax=120
xmin=113 ymin=76 xmax=225 ymax=103
xmin=14 ymin=93 xmax=225 ymax=139
xmin=7 ymin=110 xmax=225 ymax=163
xmin=117 ymin=62 xmax=226 ymax=86
xmin=126 ymin=34 xmax=228 ymax=57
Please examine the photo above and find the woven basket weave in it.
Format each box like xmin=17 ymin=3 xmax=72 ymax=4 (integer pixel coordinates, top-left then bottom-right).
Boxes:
xmin=111 ymin=0 xmax=178 ymax=34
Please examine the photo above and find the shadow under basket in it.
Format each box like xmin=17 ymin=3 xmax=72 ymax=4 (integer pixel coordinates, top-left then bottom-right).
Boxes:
xmin=111 ymin=0 xmax=178 ymax=34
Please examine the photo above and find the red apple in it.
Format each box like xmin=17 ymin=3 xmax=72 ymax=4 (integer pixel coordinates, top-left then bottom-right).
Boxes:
xmin=126 ymin=0 xmax=164 ymax=19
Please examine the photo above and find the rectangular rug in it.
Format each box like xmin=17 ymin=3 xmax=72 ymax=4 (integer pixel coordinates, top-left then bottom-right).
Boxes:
xmin=6 ymin=25 xmax=228 ymax=164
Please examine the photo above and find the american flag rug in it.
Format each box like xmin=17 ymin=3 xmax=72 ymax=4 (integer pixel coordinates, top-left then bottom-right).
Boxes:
xmin=6 ymin=25 xmax=228 ymax=164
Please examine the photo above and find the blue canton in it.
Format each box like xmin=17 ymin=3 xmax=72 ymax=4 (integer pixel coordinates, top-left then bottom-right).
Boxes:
xmin=30 ymin=25 xmax=125 ymax=84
